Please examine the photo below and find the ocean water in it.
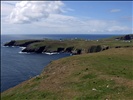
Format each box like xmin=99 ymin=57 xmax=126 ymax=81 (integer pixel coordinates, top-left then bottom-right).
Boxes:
xmin=1 ymin=34 xmax=119 ymax=92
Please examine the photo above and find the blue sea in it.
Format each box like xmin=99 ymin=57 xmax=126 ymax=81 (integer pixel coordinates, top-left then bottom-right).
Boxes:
xmin=1 ymin=34 xmax=119 ymax=92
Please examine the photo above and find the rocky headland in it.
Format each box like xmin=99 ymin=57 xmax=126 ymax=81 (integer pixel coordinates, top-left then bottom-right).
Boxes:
xmin=4 ymin=34 xmax=133 ymax=55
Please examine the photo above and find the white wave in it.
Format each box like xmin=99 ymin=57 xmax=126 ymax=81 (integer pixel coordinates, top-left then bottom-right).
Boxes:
xmin=19 ymin=47 xmax=26 ymax=50
xmin=2 ymin=45 xmax=18 ymax=48
xmin=18 ymin=51 xmax=30 ymax=54
xmin=2 ymin=46 xmax=9 ymax=47
xmin=43 ymin=52 xmax=59 ymax=55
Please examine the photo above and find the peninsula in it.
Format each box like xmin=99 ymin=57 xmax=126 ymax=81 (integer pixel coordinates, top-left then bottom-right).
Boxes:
xmin=4 ymin=34 xmax=133 ymax=54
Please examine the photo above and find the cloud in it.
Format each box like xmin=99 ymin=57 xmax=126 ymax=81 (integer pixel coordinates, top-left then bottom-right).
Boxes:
xmin=2 ymin=14 xmax=132 ymax=34
xmin=122 ymin=16 xmax=133 ymax=21
xmin=1 ymin=1 xmax=15 ymax=16
xmin=5 ymin=14 xmax=132 ymax=34
xmin=110 ymin=9 xmax=121 ymax=13
xmin=7 ymin=1 xmax=64 ymax=24
xmin=107 ymin=26 xmax=130 ymax=32
xmin=1 ymin=1 xmax=132 ymax=35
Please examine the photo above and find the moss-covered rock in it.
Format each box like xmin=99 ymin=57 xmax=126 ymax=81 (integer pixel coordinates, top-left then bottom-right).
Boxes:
xmin=88 ymin=45 xmax=103 ymax=53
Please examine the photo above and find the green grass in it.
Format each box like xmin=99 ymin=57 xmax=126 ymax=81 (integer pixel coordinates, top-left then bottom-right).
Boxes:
xmin=1 ymin=47 xmax=133 ymax=100
xmin=2 ymin=90 xmax=58 ymax=100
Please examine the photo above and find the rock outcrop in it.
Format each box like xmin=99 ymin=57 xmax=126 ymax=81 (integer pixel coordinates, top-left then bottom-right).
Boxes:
xmin=57 ymin=48 xmax=65 ymax=52
xmin=116 ymin=34 xmax=133 ymax=40
xmin=35 ymin=46 xmax=46 ymax=53
xmin=22 ymin=46 xmax=46 ymax=53
xmin=22 ymin=47 xmax=35 ymax=53
xmin=88 ymin=45 xmax=109 ymax=53
xmin=4 ymin=40 xmax=16 ymax=46
xmin=65 ymin=47 xmax=74 ymax=53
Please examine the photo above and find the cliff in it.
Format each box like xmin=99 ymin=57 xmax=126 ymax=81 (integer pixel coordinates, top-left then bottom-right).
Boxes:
xmin=3 ymin=34 xmax=133 ymax=54
xmin=1 ymin=47 xmax=133 ymax=100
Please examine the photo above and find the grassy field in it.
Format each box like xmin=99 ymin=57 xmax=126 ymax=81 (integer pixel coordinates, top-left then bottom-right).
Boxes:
xmin=1 ymin=47 xmax=133 ymax=100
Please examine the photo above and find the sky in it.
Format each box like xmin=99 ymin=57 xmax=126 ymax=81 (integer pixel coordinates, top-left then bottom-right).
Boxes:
xmin=1 ymin=1 xmax=133 ymax=35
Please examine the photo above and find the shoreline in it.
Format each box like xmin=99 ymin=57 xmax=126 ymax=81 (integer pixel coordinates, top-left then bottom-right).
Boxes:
xmin=1 ymin=34 xmax=133 ymax=94
xmin=1 ymin=47 xmax=133 ymax=99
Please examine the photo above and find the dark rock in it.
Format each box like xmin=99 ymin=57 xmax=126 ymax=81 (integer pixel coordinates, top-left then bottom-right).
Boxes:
xmin=88 ymin=45 xmax=109 ymax=53
xmin=102 ymin=46 xmax=109 ymax=51
xmin=124 ymin=35 xmax=132 ymax=40
xmin=95 ymin=45 xmax=102 ymax=52
xmin=76 ymin=49 xmax=82 ymax=54
xmin=116 ymin=34 xmax=133 ymax=40
xmin=106 ymin=46 xmax=109 ymax=50
xmin=115 ymin=46 xmax=121 ymax=48
xmin=86 ymin=68 xmax=88 ymax=70
xmin=35 ymin=46 xmax=46 ymax=53
xmin=124 ymin=46 xmax=130 ymax=48
xmin=22 ymin=47 xmax=35 ymax=52
xmin=57 ymin=47 xmax=64 ymax=52
xmin=65 ymin=47 xmax=74 ymax=52
xmin=22 ymin=46 xmax=46 ymax=53
xmin=71 ymin=49 xmax=82 ymax=55
xmin=115 ymin=38 xmax=120 ymax=40
xmin=88 ymin=46 xmax=97 ymax=53
xmin=4 ymin=40 xmax=16 ymax=46
xmin=88 ymin=45 xmax=102 ymax=53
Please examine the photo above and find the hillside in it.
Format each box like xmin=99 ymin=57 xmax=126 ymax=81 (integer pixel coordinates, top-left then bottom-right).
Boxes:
xmin=1 ymin=47 xmax=133 ymax=100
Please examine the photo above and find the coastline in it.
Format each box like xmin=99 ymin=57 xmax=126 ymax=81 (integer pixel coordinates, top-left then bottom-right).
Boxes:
xmin=1 ymin=34 xmax=132 ymax=95
xmin=1 ymin=47 xmax=133 ymax=99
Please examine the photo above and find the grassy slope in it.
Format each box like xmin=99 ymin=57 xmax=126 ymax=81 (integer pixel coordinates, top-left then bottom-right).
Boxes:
xmin=1 ymin=47 xmax=133 ymax=100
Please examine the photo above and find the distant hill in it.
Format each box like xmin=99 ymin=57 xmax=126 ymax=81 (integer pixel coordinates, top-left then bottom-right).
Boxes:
xmin=116 ymin=34 xmax=133 ymax=40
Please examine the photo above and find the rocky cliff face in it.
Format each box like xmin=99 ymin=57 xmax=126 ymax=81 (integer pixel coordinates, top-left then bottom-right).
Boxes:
xmin=22 ymin=46 xmax=46 ymax=53
xmin=4 ymin=40 xmax=16 ymax=46
xmin=88 ymin=45 xmax=109 ymax=53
